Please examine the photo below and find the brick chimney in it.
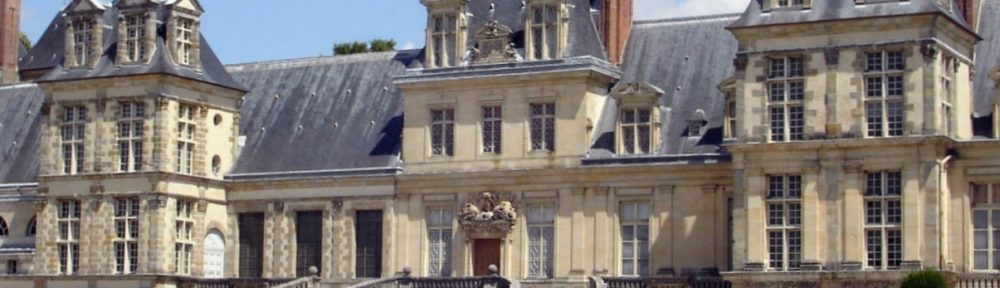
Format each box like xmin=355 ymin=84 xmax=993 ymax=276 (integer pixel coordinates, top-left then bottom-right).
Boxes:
xmin=0 ymin=0 xmax=20 ymax=84
xmin=600 ymin=0 xmax=632 ymax=65
xmin=955 ymin=0 xmax=981 ymax=31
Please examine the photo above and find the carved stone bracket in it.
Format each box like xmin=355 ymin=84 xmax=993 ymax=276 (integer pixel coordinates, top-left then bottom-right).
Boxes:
xmin=331 ymin=198 xmax=343 ymax=212
xmin=921 ymin=41 xmax=940 ymax=60
xmin=273 ymin=201 xmax=285 ymax=213
xmin=734 ymin=53 xmax=749 ymax=72
xmin=33 ymin=198 xmax=48 ymax=210
xmin=824 ymin=48 xmax=840 ymax=66
xmin=89 ymin=195 xmax=103 ymax=211
xmin=197 ymin=200 xmax=208 ymax=212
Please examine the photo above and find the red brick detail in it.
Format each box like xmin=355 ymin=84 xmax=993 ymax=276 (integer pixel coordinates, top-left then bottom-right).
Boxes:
xmin=0 ymin=0 xmax=20 ymax=84
xmin=601 ymin=0 xmax=632 ymax=65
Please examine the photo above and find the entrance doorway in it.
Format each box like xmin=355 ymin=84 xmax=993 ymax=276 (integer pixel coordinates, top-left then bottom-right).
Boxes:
xmin=473 ymin=239 xmax=501 ymax=276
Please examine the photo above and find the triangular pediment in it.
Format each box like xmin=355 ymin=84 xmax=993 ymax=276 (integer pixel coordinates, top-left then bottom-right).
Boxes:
xmin=168 ymin=0 xmax=204 ymax=13
xmin=66 ymin=0 xmax=107 ymax=13
xmin=113 ymin=0 xmax=157 ymax=9
xmin=611 ymin=82 xmax=665 ymax=97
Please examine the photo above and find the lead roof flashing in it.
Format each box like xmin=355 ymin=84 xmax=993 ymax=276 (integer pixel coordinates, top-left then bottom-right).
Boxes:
xmin=225 ymin=167 xmax=403 ymax=182
xmin=394 ymin=56 xmax=622 ymax=84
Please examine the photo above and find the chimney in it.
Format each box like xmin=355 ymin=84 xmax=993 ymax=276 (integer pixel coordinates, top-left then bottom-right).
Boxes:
xmin=601 ymin=0 xmax=632 ymax=65
xmin=0 ymin=0 xmax=20 ymax=84
xmin=955 ymin=0 xmax=981 ymax=31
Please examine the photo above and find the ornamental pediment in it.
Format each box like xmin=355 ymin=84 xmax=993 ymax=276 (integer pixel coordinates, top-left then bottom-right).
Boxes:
xmin=471 ymin=21 xmax=519 ymax=65
xmin=458 ymin=192 xmax=518 ymax=240
xmin=611 ymin=82 xmax=665 ymax=106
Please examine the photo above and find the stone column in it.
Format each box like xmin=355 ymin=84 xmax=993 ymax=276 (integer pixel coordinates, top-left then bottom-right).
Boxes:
xmin=801 ymin=167 xmax=822 ymax=270
xmin=841 ymin=164 xmax=864 ymax=270
xmin=743 ymin=169 xmax=766 ymax=271
xmin=652 ymin=185 xmax=673 ymax=274
xmin=64 ymin=19 xmax=77 ymax=68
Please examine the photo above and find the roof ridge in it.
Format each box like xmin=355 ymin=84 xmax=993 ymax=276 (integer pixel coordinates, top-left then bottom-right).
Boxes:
xmin=633 ymin=13 xmax=742 ymax=26
xmin=225 ymin=51 xmax=400 ymax=71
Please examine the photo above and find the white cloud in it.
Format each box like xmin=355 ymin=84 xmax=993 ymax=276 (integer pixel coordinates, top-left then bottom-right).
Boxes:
xmin=634 ymin=0 xmax=751 ymax=20
xmin=402 ymin=41 xmax=416 ymax=50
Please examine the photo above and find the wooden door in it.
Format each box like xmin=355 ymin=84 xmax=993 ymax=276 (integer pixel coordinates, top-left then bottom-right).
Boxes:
xmin=473 ymin=239 xmax=501 ymax=276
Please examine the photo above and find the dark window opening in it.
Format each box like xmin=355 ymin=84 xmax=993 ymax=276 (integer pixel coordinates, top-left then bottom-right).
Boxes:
xmin=355 ymin=210 xmax=383 ymax=278
xmin=296 ymin=211 xmax=323 ymax=277
xmin=238 ymin=213 xmax=264 ymax=278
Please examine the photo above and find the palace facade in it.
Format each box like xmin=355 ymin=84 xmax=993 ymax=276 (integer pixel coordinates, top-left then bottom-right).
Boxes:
xmin=0 ymin=0 xmax=999 ymax=287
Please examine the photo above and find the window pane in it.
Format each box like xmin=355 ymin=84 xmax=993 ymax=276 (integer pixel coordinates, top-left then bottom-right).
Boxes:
xmin=975 ymin=230 xmax=988 ymax=249
xmin=975 ymin=251 xmax=989 ymax=270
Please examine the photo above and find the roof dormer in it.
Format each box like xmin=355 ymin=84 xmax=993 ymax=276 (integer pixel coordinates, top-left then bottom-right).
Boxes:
xmin=114 ymin=0 xmax=158 ymax=66
xmin=763 ymin=0 xmax=811 ymax=12
xmin=421 ymin=0 xmax=469 ymax=68
xmin=524 ymin=0 xmax=569 ymax=61
xmin=63 ymin=0 xmax=106 ymax=69
xmin=166 ymin=0 xmax=204 ymax=68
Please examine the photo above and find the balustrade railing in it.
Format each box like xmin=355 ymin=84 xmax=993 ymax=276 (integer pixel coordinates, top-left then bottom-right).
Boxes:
xmin=590 ymin=276 xmax=731 ymax=288
xmin=349 ymin=266 xmax=514 ymax=288
xmin=957 ymin=273 xmax=1000 ymax=288
xmin=177 ymin=278 xmax=294 ymax=288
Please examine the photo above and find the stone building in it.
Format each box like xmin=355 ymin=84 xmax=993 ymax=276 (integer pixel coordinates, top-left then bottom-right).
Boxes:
xmin=0 ymin=0 xmax=997 ymax=287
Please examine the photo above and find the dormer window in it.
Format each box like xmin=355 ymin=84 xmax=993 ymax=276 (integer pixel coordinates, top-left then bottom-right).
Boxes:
xmin=430 ymin=13 xmax=458 ymax=68
xmin=175 ymin=17 xmax=197 ymax=66
xmin=621 ymin=108 xmax=653 ymax=154
xmin=688 ymin=121 xmax=704 ymax=138
xmin=767 ymin=0 xmax=810 ymax=10
xmin=71 ymin=19 xmax=97 ymax=68
xmin=611 ymin=83 xmax=663 ymax=155
xmin=122 ymin=14 xmax=147 ymax=64
xmin=777 ymin=0 xmax=804 ymax=7
xmin=528 ymin=4 xmax=560 ymax=60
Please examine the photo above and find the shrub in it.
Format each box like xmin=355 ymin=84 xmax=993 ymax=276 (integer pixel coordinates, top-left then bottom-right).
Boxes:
xmin=900 ymin=270 xmax=947 ymax=288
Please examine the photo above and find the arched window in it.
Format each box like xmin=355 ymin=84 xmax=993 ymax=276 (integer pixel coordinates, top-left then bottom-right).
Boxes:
xmin=26 ymin=216 xmax=36 ymax=236
xmin=203 ymin=230 xmax=225 ymax=278
xmin=0 ymin=217 xmax=8 ymax=236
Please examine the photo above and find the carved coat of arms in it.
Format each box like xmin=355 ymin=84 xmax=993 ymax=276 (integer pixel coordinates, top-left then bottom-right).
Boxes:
xmin=459 ymin=192 xmax=518 ymax=239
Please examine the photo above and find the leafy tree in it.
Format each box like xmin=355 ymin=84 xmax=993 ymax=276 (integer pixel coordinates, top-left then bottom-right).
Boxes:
xmin=19 ymin=32 xmax=31 ymax=51
xmin=901 ymin=270 xmax=947 ymax=288
xmin=369 ymin=39 xmax=396 ymax=52
xmin=333 ymin=41 xmax=370 ymax=55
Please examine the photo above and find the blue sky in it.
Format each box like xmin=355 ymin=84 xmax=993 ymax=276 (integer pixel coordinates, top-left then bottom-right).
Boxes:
xmin=20 ymin=0 xmax=749 ymax=64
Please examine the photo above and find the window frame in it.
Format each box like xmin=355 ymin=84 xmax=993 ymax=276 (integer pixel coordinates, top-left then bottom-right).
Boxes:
xmin=619 ymin=202 xmax=650 ymax=277
xmin=526 ymin=204 xmax=555 ymax=279
xmin=971 ymin=183 xmax=1000 ymax=272
xmin=767 ymin=56 xmax=806 ymax=142
xmin=122 ymin=13 xmax=148 ymax=64
xmin=940 ymin=56 xmax=955 ymax=136
xmin=118 ymin=101 xmax=145 ymax=173
xmin=430 ymin=13 xmax=458 ymax=68
xmin=863 ymin=170 xmax=903 ymax=270
xmin=426 ymin=207 xmax=454 ymax=277
xmin=71 ymin=18 xmax=96 ymax=68
xmin=863 ymin=50 xmax=906 ymax=138
xmin=765 ymin=175 xmax=803 ymax=271
xmin=175 ymin=200 xmax=195 ymax=275
xmin=61 ymin=105 xmax=87 ymax=175
xmin=57 ymin=200 xmax=81 ymax=275
xmin=430 ymin=108 xmax=455 ymax=157
xmin=177 ymin=104 xmax=197 ymax=175
xmin=175 ymin=17 xmax=196 ymax=66
xmin=114 ymin=197 xmax=141 ymax=274
xmin=530 ymin=102 xmax=556 ymax=153
xmin=619 ymin=107 xmax=653 ymax=155
xmin=481 ymin=106 xmax=503 ymax=155
xmin=528 ymin=4 xmax=560 ymax=60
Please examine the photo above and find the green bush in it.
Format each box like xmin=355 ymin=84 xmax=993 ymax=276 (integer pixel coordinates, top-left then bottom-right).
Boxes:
xmin=900 ymin=270 xmax=947 ymax=288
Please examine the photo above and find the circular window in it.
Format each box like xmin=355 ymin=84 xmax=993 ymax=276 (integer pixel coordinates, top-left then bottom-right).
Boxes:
xmin=213 ymin=114 xmax=223 ymax=126
xmin=211 ymin=155 xmax=222 ymax=175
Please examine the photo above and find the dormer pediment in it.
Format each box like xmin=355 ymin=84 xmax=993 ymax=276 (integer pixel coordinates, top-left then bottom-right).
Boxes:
xmin=113 ymin=0 xmax=157 ymax=9
xmin=168 ymin=0 xmax=205 ymax=15
xmin=611 ymin=82 xmax=664 ymax=107
xmin=472 ymin=21 xmax=519 ymax=64
xmin=66 ymin=0 xmax=107 ymax=14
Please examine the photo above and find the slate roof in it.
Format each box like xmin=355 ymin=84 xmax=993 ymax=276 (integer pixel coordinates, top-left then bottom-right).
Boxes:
xmin=0 ymin=84 xmax=43 ymax=184
xmin=464 ymin=0 xmax=606 ymax=62
xmin=974 ymin=0 xmax=1000 ymax=117
xmin=729 ymin=0 xmax=974 ymax=34
xmin=224 ymin=51 xmax=419 ymax=180
xmin=19 ymin=1 xmax=244 ymax=91
xmin=587 ymin=14 xmax=740 ymax=160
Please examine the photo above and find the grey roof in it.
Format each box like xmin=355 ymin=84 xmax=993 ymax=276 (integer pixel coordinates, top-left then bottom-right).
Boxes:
xmin=225 ymin=51 xmax=419 ymax=180
xmin=729 ymin=0 xmax=974 ymax=34
xmin=17 ymin=43 xmax=27 ymax=60
xmin=974 ymin=0 xmax=1000 ymax=117
xmin=465 ymin=0 xmax=606 ymax=61
xmin=0 ymin=84 xmax=43 ymax=184
xmin=20 ymin=2 xmax=244 ymax=91
xmin=589 ymin=14 xmax=739 ymax=158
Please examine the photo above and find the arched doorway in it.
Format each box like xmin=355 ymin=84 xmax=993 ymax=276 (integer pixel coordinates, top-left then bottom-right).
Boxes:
xmin=203 ymin=230 xmax=225 ymax=278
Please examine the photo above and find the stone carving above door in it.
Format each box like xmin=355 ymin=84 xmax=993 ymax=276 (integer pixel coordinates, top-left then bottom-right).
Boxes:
xmin=459 ymin=192 xmax=518 ymax=241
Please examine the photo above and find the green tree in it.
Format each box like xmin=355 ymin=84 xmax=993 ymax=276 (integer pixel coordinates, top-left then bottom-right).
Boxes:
xmin=369 ymin=39 xmax=396 ymax=52
xmin=333 ymin=41 xmax=370 ymax=55
xmin=901 ymin=270 xmax=947 ymax=288
xmin=19 ymin=32 xmax=31 ymax=51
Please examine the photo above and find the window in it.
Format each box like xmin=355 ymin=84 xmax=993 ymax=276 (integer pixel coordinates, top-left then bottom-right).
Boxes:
xmin=62 ymin=106 xmax=86 ymax=175
xmin=6 ymin=260 xmax=16 ymax=275
xmin=0 ymin=217 xmax=7 ymax=236
xmin=527 ymin=205 xmax=555 ymax=279
xmin=482 ymin=106 xmax=502 ymax=154
xmin=864 ymin=171 xmax=903 ymax=270
xmin=768 ymin=57 xmax=805 ymax=142
xmin=530 ymin=103 xmax=556 ymax=152
xmin=430 ymin=13 xmax=457 ymax=68
xmin=72 ymin=19 xmax=95 ymax=67
xmin=177 ymin=104 xmax=196 ymax=174
xmin=972 ymin=184 xmax=1000 ymax=271
xmin=688 ymin=121 xmax=704 ymax=137
xmin=620 ymin=202 xmax=650 ymax=276
xmin=427 ymin=208 xmax=453 ymax=277
xmin=941 ymin=57 xmax=954 ymax=136
xmin=175 ymin=17 xmax=196 ymax=66
xmin=620 ymin=108 xmax=652 ymax=154
xmin=776 ymin=0 xmax=805 ymax=7
xmin=176 ymin=201 xmax=195 ymax=275
xmin=865 ymin=51 xmax=906 ymax=137
xmin=296 ymin=211 xmax=323 ymax=277
xmin=725 ymin=98 xmax=737 ymax=139
xmin=203 ymin=231 xmax=226 ymax=278
xmin=238 ymin=213 xmax=264 ymax=278
xmin=430 ymin=109 xmax=454 ymax=156
xmin=58 ymin=200 xmax=81 ymax=275
xmin=123 ymin=14 xmax=147 ymax=64
xmin=766 ymin=175 xmax=802 ymax=271
xmin=529 ymin=5 xmax=559 ymax=60
xmin=355 ymin=210 xmax=383 ymax=278
xmin=114 ymin=198 xmax=140 ymax=274
xmin=118 ymin=102 xmax=145 ymax=172
xmin=26 ymin=216 xmax=36 ymax=236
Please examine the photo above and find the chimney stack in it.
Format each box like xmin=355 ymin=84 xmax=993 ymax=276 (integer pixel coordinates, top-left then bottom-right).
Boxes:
xmin=0 ymin=0 xmax=20 ymax=84
xmin=956 ymin=0 xmax=981 ymax=31
xmin=601 ymin=0 xmax=632 ymax=65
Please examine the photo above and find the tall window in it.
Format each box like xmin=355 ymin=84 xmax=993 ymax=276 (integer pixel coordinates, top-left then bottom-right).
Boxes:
xmin=238 ymin=213 xmax=264 ymax=278
xmin=768 ymin=57 xmax=805 ymax=142
xmin=482 ymin=106 xmax=502 ymax=154
xmin=175 ymin=17 xmax=196 ymax=66
xmin=865 ymin=51 xmax=906 ymax=137
xmin=114 ymin=198 xmax=140 ymax=274
xmin=972 ymin=184 xmax=1000 ymax=271
xmin=118 ymin=102 xmax=144 ymax=172
xmin=58 ymin=200 xmax=81 ymax=275
xmin=7 ymin=260 xmax=16 ymax=275
xmin=295 ymin=211 xmax=323 ymax=277
xmin=26 ymin=216 xmax=36 ymax=236
xmin=430 ymin=13 xmax=457 ymax=68
xmin=530 ymin=5 xmax=559 ymax=60
xmin=177 ymin=104 xmax=196 ymax=174
xmin=864 ymin=171 xmax=903 ymax=270
xmin=62 ymin=106 xmax=86 ymax=175
xmin=0 ymin=217 xmax=7 ymax=236
xmin=72 ymin=19 xmax=95 ymax=67
xmin=620 ymin=202 xmax=650 ymax=276
xmin=175 ymin=201 xmax=194 ymax=275
xmin=620 ymin=108 xmax=652 ymax=155
xmin=766 ymin=175 xmax=802 ymax=271
xmin=355 ymin=210 xmax=383 ymax=278
xmin=123 ymin=14 xmax=147 ymax=64
xmin=527 ymin=205 xmax=555 ymax=279
xmin=941 ymin=57 xmax=954 ymax=136
xmin=426 ymin=208 xmax=453 ymax=277
xmin=725 ymin=97 xmax=737 ymax=139
xmin=430 ymin=109 xmax=454 ymax=156
xmin=530 ymin=103 xmax=556 ymax=152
